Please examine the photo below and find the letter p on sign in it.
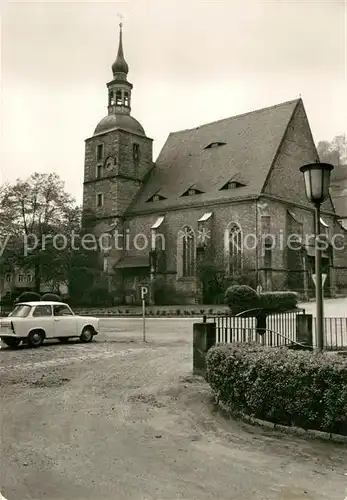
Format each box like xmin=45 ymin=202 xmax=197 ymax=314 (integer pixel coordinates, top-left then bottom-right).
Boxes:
xmin=141 ymin=286 xmax=148 ymax=300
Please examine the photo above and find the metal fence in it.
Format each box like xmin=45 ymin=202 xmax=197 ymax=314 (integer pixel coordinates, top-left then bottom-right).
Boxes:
xmin=208 ymin=311 xmax=347 ymax=350
xmin=210 ymin=310 xmax=304 ymax=347
xmin=316 ymin=317 xmax=347 ymax=351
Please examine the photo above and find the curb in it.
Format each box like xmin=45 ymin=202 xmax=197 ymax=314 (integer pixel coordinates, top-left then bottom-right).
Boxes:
xmin=75 ymin=313 xmax=209 ymax=318
xmin=216 ymin=399 xmax=347 ymax=445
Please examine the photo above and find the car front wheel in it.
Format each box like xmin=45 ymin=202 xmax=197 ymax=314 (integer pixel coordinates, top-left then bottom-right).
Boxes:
xmin=80 ymin=327 xmax=94 ymax=343
xmin=2 ymin=338 xmax=21 ymax=348
xmin=28 ymin=330 xmax=44 ymax=348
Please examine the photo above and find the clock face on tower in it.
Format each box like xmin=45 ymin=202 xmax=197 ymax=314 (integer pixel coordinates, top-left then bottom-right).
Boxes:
xmin=105 ymin=156 xmax=116 ymax=171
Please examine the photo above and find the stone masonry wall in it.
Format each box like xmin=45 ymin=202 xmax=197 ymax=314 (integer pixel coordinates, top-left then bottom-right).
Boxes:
xmin=83 ymin=128 xmax=153 ymax=220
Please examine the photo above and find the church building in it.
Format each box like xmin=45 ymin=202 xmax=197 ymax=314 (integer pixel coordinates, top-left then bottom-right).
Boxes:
xmin=82 ymin=24 xmax=347 ymax=304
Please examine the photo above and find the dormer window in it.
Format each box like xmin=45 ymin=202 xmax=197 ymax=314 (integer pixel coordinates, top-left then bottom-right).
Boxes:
xmin=204 ymin=141 xmax=226 ymax=149
xmin=220 ymin=179 xmax=245 ymax=190
xmin=181 ymin=186 xmax=204 ymax=197
xmin=147 ymin=192 xmax=167 ymax=202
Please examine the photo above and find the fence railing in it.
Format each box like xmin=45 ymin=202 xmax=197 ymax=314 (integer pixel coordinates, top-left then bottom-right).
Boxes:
xmin=316 ymin=317 xmax=347 ymax=351
xmin=209 ymin=310 xmax=303 ymax=347
xmin=207 ymin=311 xmax=347 ymax=350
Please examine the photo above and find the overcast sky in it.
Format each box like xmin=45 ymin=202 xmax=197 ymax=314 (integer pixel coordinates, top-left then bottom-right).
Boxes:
xmin=1 ymin=0 xmax=346 ymax=204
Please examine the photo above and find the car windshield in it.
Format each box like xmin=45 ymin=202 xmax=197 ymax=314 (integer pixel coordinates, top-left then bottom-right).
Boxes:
xmin=8 ymin=304 xmax=32 ymax=318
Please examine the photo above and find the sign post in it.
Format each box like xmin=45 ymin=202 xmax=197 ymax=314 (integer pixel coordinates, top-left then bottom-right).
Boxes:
xmin=311 ymin=274 xmax=327 ymax=288
xmin=141 ymin=286 xmax=148 ymax=342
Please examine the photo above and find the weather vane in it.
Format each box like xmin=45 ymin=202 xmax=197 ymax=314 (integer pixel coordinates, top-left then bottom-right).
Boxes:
xmin=117 ymin=12 xmax=124 ymax=28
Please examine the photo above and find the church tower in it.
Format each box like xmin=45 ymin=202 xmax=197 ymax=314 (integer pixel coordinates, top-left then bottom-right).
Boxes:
xmin=82 ymin=22 xmax=153 ymax=239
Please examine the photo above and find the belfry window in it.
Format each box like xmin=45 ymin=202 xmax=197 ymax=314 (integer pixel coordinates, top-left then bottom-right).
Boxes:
xmin=109 ymin=91 xmax=114 ymax=106
xmin=115 ymin=90 xmax=122 ymax=105
xmin=96 ymin=164 xmax=103 ymax=179
xmin=96 ymin=193 xmax=104 ymax=207
xmin=96 ymin=144 xmax=104 ymax=161
xmin=133 ymin=143 xmax=140 ymax=163
xmin=124 ymin=91 xmax=129 ymax=106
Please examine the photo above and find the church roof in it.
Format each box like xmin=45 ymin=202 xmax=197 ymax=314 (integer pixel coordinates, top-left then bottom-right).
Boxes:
xmin=129 ymin=98 xmax=301 ymax=213
xmin=94 ymin=114 xmax=146 ymax=136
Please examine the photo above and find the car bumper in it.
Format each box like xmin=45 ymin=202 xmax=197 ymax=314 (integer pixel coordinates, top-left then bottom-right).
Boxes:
xmin=0 ymin=333 xmax=21 ymax=339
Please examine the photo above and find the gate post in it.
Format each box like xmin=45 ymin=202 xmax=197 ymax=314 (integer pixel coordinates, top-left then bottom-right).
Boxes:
xmin=296 ymin=314 xmax=313 ymax=348
xmin=193 ymin=322 xmax=216 ymax=379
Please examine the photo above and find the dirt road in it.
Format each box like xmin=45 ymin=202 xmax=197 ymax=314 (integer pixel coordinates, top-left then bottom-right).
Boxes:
xmin=1 ymin=319 xmax=347 ymax=499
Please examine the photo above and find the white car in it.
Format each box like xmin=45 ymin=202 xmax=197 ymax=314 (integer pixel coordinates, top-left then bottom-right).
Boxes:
xmin=0 ymin=301 xmax=99 ymax=348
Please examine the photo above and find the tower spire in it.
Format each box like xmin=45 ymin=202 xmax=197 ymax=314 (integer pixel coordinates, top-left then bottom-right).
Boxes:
xmin=108 ymin=17 xmax=133 ymax=115
xmin=112 ymin=19 xmax=129 ymax=78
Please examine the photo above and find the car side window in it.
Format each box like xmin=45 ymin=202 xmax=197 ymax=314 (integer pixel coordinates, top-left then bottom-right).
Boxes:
xmin=53 ymin=305 xmax=73 ymax=316
xmin=33 ymin=305 xmax=52 ymax=317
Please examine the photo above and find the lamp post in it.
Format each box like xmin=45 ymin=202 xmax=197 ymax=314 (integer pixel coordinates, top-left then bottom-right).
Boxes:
xmin=300 ymin=162 xmax=334 ymax=351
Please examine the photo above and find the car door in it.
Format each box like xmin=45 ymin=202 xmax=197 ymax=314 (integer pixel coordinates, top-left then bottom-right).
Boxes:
xmin=53 ymin=304 xmax=77 ymax=337
xmin=31 ymin=304 xmax=54 ymax=338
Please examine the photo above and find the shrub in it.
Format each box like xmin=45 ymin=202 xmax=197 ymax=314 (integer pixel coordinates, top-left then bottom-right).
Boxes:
xmin=224 ymin=285 xmax=259 ymax=315
xmin=41 ymin=293 xmax=62 ymax=302
xmin=81 ymin=286 xmax=113 ymax=307
xmin=206 ymin=343 xmax=347 ymax=435
xmin=15 ymin=291 xmax=41 ymax=303
xmin=197 ymin=260 xmax=257 ymax=304
xmin=259 ymin=291 xmax=299 ymax=312
xmin=225 ymin=286 xmax=299 ymax=315
xmin=152 ymin=277 xmax=187 ymax=305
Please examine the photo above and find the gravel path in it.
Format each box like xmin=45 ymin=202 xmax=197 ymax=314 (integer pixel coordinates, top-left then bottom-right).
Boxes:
xmin=1 ymin=319 xmax=347 ymax=499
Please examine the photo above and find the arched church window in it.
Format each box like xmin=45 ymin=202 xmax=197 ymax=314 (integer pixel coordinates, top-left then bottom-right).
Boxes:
xmin=109 ymin=91 xmax=115 ymax=106
xmin=224 ymin=222 xmax=243 ymax=275
xmin=177 ymin=226 xmax=195 ymax=278
xmin=115 ymin=90 xmax=122 ymax=105
xmin=124 ymin=92 xmax=129 ymax=106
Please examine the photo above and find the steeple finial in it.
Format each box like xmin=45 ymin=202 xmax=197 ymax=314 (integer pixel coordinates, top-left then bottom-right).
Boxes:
xmin=112 ymin=15 xmax=129 ymax=77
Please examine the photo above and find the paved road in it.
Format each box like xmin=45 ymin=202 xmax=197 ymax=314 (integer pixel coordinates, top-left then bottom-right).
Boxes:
xmin=1 ymin=319 xmax=347 ymax=500
xmin=301 ymin=298 xmax=346 ymax=317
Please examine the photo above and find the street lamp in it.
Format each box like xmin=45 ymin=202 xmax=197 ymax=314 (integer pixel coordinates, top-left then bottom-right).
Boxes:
xmin=300 ymin=162 xmax=334 ymax=351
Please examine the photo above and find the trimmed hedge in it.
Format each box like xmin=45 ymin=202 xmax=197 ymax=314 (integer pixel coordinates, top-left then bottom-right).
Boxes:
xmin=225 ymin=285 xmax=299 ymax=314
xmin=15 ymin=291 xmax=41 ymax=303
xmin=259 ymin=291 xmax=299 ymax=313
xmin=224 ymin=285 xmax=260 ymax=315
xmin=41 ymin=293 xmax=62 ymax=302
xmin=206 ymin=343 xmax=347 ymax=435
